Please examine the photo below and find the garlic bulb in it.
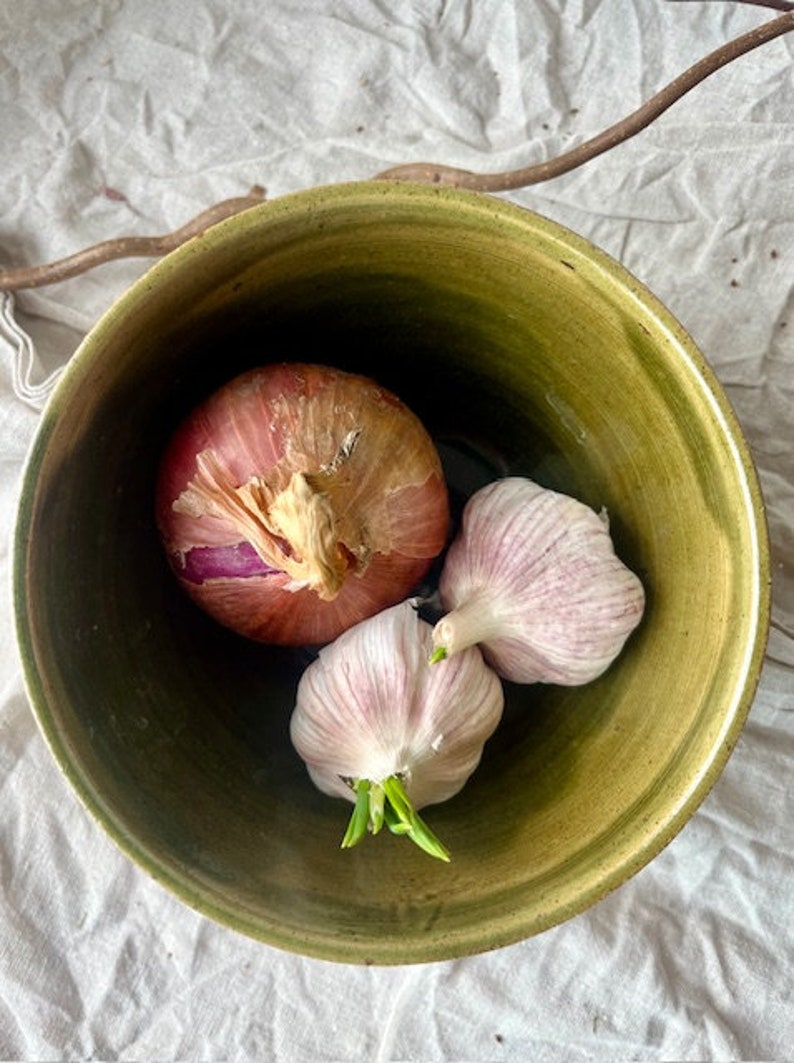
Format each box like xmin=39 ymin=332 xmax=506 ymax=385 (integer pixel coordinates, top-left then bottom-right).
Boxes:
xmin=290 ymin=600 xmax=504 ymax=860
xmin=432 ymin=477 xmax=645 ymax=685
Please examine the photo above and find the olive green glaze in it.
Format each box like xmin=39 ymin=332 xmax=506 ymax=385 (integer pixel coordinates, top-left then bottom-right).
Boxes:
xmin=14 ymin=182 xmax=770 ymax=964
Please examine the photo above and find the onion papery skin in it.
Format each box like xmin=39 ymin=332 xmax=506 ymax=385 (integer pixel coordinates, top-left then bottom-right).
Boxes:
xmin=156 ymin=363 xmax=450 ymax=646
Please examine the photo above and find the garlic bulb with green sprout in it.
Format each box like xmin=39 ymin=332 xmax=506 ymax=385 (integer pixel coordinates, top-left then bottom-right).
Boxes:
xmin=431 ymin=477 xmax=645 ymax=685
xmin=290 ymin=600 xmax=504 ymax=861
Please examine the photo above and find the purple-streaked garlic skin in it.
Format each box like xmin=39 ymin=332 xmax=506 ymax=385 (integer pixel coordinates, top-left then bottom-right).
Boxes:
xmin=290 ymin=601 xmax=504 ymax=810
xmin=433 ymin=477 xmax=645 ymax=685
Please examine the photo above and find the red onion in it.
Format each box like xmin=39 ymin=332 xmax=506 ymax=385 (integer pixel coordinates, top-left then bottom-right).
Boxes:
xmin=156 ymin=363 xmax=450 ymax=646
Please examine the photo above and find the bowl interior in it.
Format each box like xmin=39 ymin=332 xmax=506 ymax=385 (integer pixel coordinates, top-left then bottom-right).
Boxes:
xmin=14 ymin=181 xmax=769 ymax=963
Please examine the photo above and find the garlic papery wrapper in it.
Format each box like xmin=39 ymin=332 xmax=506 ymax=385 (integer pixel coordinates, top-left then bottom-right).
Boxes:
xmin=156 ymin=363 xmax=449 ymax=646
xmin=290 ymin=601 xmax=504 ymax=860
xmin=432 ymin=477 xmax=645 ymax=685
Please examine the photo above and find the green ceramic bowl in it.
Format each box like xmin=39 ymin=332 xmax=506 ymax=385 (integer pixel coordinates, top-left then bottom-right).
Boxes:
xmin=14 ymin=182 xmax=769 ymax=964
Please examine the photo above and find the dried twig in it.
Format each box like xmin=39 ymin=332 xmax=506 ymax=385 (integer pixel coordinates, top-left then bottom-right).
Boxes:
xmin=376 ymin=12 xmax=794 ymax=190
xmin=668 ymin=0 xmax=793 ymax=10
xmin=0 ymin=186 xmax=266 ymax=292
xmin=1 ymin=7 xmax=791 ymax=290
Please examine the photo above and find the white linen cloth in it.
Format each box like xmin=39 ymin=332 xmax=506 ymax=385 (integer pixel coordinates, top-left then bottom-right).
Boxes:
xmin=1 ymin=2 xmax=792 ymax=1059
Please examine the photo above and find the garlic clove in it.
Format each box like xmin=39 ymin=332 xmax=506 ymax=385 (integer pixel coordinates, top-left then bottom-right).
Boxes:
xmin=432 ymin=477 xmax=645 ymax=685
xmin=290 ymin=600 xmax=504 ymax=859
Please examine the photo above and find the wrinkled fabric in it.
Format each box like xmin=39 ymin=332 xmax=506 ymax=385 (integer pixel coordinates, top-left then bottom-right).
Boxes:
xmin=1 ymin=2 xmax=792 ymax=1060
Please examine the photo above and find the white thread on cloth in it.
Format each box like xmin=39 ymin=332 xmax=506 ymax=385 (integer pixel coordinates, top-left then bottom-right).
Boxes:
xmin=0 ymin=292 xmax=63 ymax=410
